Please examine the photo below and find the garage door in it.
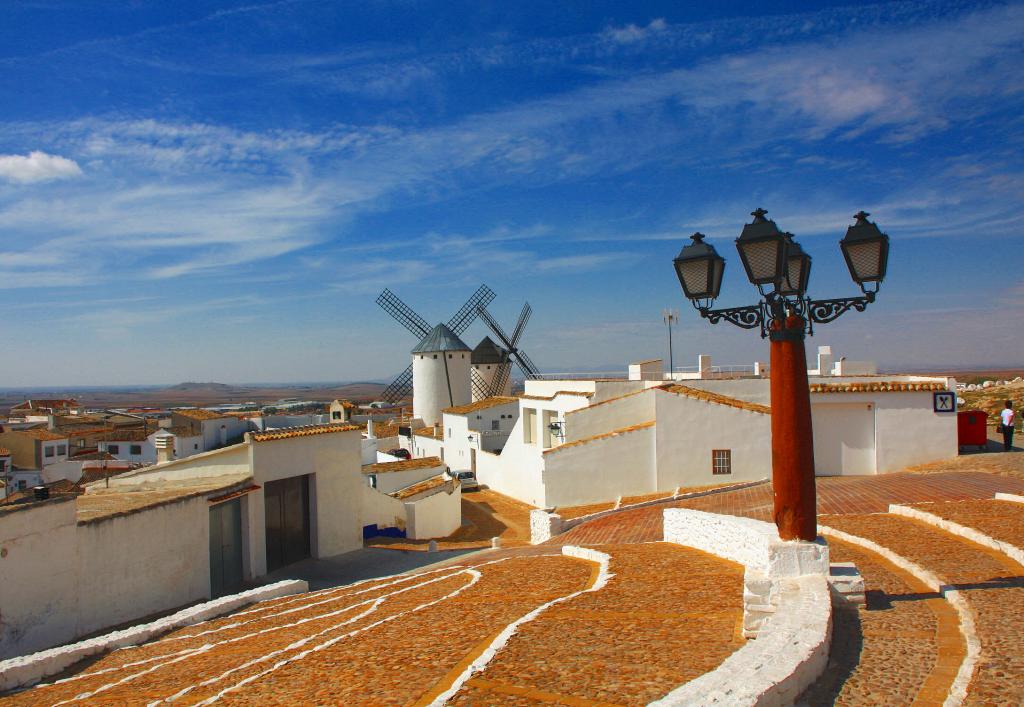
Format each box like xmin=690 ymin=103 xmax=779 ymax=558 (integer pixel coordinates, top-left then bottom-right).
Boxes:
xmin=264 ymin=475 xmax=311 ymax=572
xmin=210 ymin=498 xmax=244 ymax=597
xmin=812 ymin=403 xmax=876 ymax=476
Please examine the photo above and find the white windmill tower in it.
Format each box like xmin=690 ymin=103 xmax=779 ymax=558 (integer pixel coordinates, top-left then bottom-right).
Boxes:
xmin=470 ymin=336 xmax=511 ymax=401
xmin=374 ymin=284 xmax=493 ymax=424
xmin=411 ymin=324 xmax=472 ymax=427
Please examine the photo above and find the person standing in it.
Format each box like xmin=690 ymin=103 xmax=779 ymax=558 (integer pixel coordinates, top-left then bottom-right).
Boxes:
xmin=1000 ymin=400 xmax=1015 ymax=451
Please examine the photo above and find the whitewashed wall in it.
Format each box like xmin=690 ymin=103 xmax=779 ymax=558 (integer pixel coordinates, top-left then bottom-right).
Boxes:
xmin=653 ymin=390 xmax=771 ymax=489
xmin=76 ymin=496 xmax=209 ymax=638
xmin=404 ymin=483 xmax=461 ymax=539
xmin=564 ymin=390 xmax=655 ymax=442
xmin=106 ymin=444 xmax=251 ymax=486
xmin=542 ymin=424 xmax=657 ymax=507
xmin=475 ymin=447 xmax=546 ymax=507
xmin=0 ymin=499 xmax=79 ymax=658
xmin=359 ymin=484 xmax=408 ymax=533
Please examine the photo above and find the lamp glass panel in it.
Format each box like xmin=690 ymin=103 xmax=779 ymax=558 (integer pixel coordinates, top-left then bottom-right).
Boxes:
xmin=741 ymin=240 xmax=781 ymax=282
xmin=784 ymin=255 xmax=803 ymax=294
xmin=680 ymin=258 xmax=710 ymax=296
xmin=710 ymin=258 xmax=725 ymax=297
xmin=845 ymin=241 xmax=881 ymax=281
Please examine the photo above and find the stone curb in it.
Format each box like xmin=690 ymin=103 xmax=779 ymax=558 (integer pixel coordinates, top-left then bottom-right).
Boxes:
xmin=889 ymin=503 xmax=1024 ymax=569
xmin=819 ymin=525 xmax=979 ymax=707
xmin=651 ymin=574 xmax=831 ymax=705
xmin=0 ymin=579 xmax=308 ymax=694
xmin=530 ymin=477 xmax=770 ymax=544
xmin=994 ymin=492 xmax=1024 ymax=504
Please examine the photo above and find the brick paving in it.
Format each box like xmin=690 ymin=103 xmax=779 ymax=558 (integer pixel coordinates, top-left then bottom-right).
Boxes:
xmin=797 ymin=537 xmax=963 ymax=705
xmin=554 ymin=472 xmax=1024 ymax=545
xmin=821 ymin=513 xmax=1024 ymax=706
xmin=448 ymin=543 xmax=745 ymax=706
xmin=906 ymin=498 xmax=1024 ymax=551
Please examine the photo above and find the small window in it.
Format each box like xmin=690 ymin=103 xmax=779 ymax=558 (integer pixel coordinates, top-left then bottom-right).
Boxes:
xmin=476 ymin=415 xmax=482 ymax=420
xmin=194 ymin=443 xmax=199 ymax=450
xmin=433 ymin=354 xmax=438 ymax=359
xmin=491 ymin=419 xmax=499 ymax=431
xmin=712 ymin=450 xmax=732 ymax=475
xmin=108 ymin=444 xmax=119 ymax=455
xmin=130 ymin=444 xmax=142 ymax=455
xmin=448 ymin=354 xmax=453 ymax=359
xmin=44 ymin=446 xmax=55 ymax=458
xmin=17 ymin=480 xmax=27 ymax=491
xmin=57 ymin=444 xmax=67 ymax=455
xmin=332 ymin=411 xmax=341 ymax=420
xmin=447 ymin=427 xmax=452 ymax=438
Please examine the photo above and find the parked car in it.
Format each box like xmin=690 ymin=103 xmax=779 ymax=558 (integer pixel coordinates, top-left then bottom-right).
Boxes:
xmin=386 ymin=448 xmax=411 ymax=460
xmin=455 ymin=471 xmax=480 ymax=492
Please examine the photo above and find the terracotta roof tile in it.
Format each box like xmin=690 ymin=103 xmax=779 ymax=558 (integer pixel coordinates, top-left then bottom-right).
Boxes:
xmin=543 ymin=420 xmax=656 ymax=455
xmin=0 ymin=448 xmax=10 ymax=456
xmin=442 ymin=396 xmax=519 ymax=415
xmin=389 ymin=474 xmax=453 ymax=500
xmin=250 ymin=424 xmax=360 ymax=443
xmin=6 ymin=428 xmax=68 ymax=441
xmin=413 ymin=427 xmax=444 ymax=440
xmin=658 ymin=384 xmax=771 ymax=415
xmin=809 ymin=381 xmax=947 ymax=394
xmin=363 ymin=456 xmax=444 ymax=474
xmin=96 ymin=429 xmax=151 ymax=442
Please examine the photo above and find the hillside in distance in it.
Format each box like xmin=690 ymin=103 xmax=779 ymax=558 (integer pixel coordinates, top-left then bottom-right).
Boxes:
xmin=0 ymin=381 xmax=389 ymax=413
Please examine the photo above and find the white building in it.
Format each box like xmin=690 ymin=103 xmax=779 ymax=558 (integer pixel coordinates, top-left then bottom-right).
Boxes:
xmin=412 ymin=324 xmax=472 ymax=428
xmin=0 ymin=422 xmax=466 ymax=659
xmin=398 ymin=350 xmax=958 ymax=509
xmin=169 ymin=409 xmax=249 ymax=452
xmin=360 ymin=456 xmax=461 ymax=540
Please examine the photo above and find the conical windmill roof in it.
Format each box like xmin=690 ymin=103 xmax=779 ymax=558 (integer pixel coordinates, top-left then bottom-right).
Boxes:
xmin=471 ymin=336 xmax=508 ymax=364
xmin=411 ymin=323 xmax=471 ymax=354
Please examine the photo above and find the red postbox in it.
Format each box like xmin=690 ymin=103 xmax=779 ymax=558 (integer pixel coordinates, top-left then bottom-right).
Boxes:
xmin=957 ymin=410 xmax=989 ymax=451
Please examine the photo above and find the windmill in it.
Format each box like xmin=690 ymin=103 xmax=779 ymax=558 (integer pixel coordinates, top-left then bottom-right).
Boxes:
xmin=376 ymin=285 xmax=496 ymax=403
xmin=475 ymin=302 xmax=541 ymax=397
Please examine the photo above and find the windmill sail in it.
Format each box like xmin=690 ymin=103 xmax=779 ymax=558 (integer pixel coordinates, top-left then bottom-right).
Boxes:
xmin=477 ymin=302 xmax=541 ymax=383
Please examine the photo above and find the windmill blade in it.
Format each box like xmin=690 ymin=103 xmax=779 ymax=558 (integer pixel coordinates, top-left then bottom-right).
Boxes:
xmin=512 ymin=349 xmax=541 ymax=378
xmin=381 ymin=365 xmax=414 ymax=403
xmin=470 ymin=371 xmax=491 ymax=401
xmin=488 ymin=360 xmax=512 ymax=397
xmin=509 ymin=302 xmax=531 ymax=347
xmin=377 ymin=289 xmax=431 ymax=340
xmin=476 ymin=305 xmax=514 ymax=350
xmin=447 ymin=285 xmax=496 ymax=335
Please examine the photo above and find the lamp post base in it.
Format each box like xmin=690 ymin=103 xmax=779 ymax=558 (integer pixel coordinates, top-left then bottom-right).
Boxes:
xmin=769 ymin=315 xmax=818 ymax=541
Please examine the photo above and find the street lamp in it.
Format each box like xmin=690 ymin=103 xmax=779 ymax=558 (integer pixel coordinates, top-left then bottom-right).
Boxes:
xmin=662 ymin=308 xmax=680 ymax=375
xmin=672 ymin=209 xmax=890 ymax=541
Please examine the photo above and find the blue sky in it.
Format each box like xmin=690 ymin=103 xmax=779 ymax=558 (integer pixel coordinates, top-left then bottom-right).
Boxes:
xmin=1 ymin=0 xmax=1022 ymax=386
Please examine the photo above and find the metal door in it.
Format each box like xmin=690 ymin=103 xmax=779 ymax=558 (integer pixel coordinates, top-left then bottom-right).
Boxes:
xmin=209 ymin=498 xmax=243 ymax=597
xmin=812 ymin=403 xmax=877 ymax=476
xmin=264 ymin=475 xmax=311 ymax=572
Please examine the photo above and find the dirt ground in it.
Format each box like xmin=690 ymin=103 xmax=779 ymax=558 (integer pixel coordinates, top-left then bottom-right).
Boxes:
xmin=365 ymin=488 xmax=535 ymax=551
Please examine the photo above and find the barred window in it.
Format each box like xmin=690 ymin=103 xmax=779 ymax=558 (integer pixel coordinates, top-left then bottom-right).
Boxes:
xmin=712 ymin=449 xmax=732 ymax=475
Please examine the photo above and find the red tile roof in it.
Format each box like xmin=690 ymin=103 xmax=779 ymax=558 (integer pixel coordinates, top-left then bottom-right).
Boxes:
xmin=809 ymin=381 xmax=947 ymax=394
xmin=7 ymin=428 xmax=68 ymax=441
xmin=362 ymin=456 xmax=444 ymax=474
xmin=389 ymin=474 xmax=453 ymax=500
xmin=658 ymin=384 xmax=771 ymax=415
xmin=173 ymin=409 xmax=229 ymax=421
xmin=442 ymin=397 xmax=518 ymax=415
xmin=250 ymin=424 xmax=361 ymax=443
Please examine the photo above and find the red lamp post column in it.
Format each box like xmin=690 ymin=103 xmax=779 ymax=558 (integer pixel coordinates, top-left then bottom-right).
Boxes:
xmin=769 ymin=314 xmax=817 ymax=541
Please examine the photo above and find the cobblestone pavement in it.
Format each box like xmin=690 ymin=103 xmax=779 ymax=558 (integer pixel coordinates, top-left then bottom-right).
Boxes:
xmin=554 ymin=471 xmax=1024 ymax=545
xmin=821 ymin=513 xmax=1024 ymax=706
xmin=5 ymin=544 xmax=746 ymax=706
xmin=907 ymin=498 xmax=1024 ymax=550
xmin=797 ymin=537 xmax=963 ymax=706
xmin=447 ymin=543 xmax=745 ymax=706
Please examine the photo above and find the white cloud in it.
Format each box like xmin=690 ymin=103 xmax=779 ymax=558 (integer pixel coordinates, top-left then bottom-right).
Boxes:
xmin=604 ymin=18 xmax=668 ymax=45
xmin=0 ymin=151 xmax=82 ymax=183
